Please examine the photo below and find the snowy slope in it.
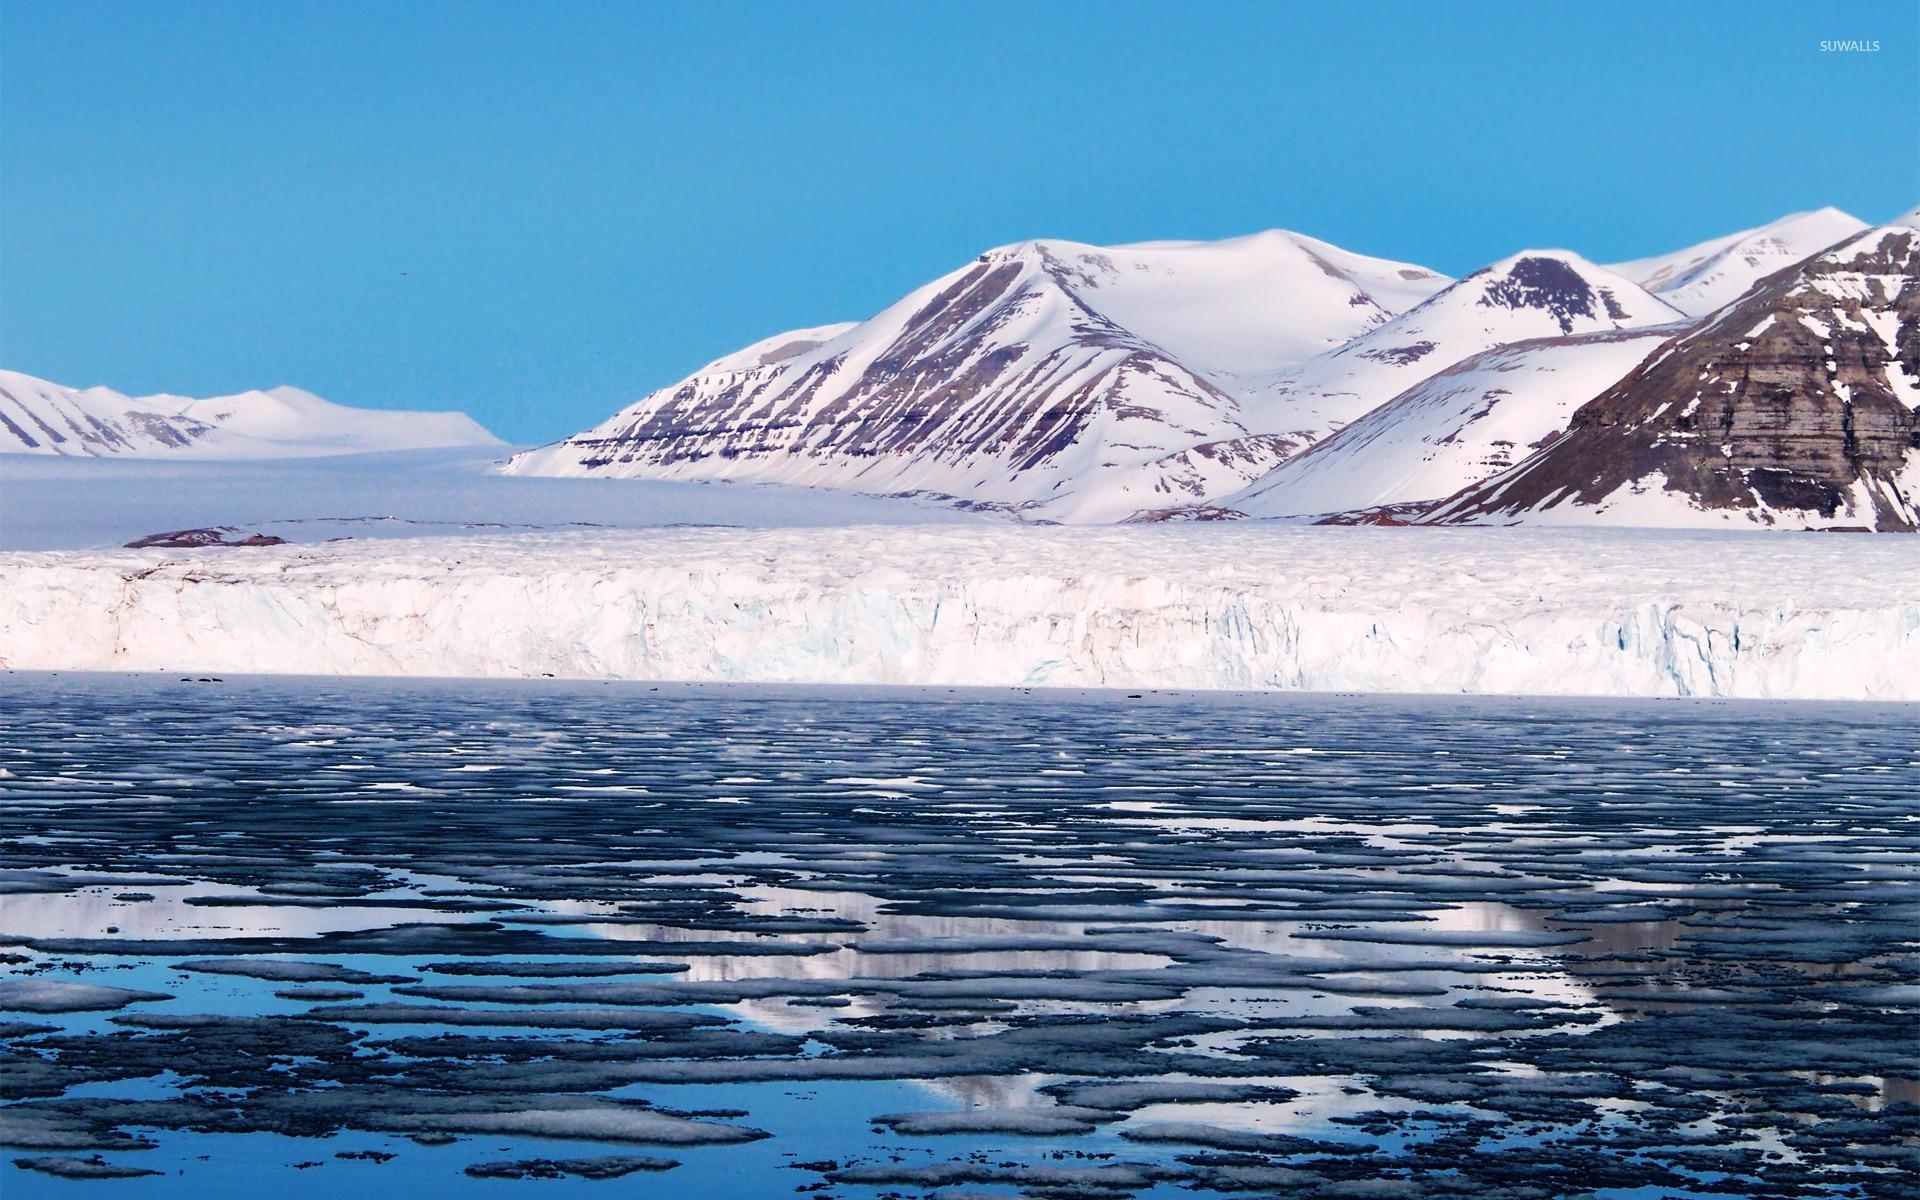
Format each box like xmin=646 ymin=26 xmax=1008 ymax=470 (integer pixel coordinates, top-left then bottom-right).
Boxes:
xmin=0 ymin=369 xmax=501 ymax=458
xmin=1607 ymin=208 xmax=1867 ymax=317
xmin=1430 ymin=220 xmax=1920 ymax=530
xmin=504 ymin=233 xmax=1448 ymax=522
xmin=4 ymin=526 xmax=1916 ymax=700
xmin=1235 ymin=251 xmax=1688 ymax=452
xmin=0 ymin=371 xmax=219 ymax=456
xmin=1083 ymin=230 xmax=1452 ymax=380
xmin=1229 ymin=328 xmax=1671 ymax=518
xmin=0 ymin=447 xmax=989 ymax=552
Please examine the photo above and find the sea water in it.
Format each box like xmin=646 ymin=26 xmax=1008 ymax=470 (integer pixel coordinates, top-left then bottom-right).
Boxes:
xmin=2 ymin=675 xmax=1915 ymax=1197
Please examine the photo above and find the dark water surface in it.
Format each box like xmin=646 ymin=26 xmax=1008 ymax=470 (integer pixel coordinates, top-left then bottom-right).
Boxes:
xmin=2 ymin=674 xmax=1917 ymax=1198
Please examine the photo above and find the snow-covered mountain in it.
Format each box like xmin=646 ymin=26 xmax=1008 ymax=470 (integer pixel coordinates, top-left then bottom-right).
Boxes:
xmin=15 ymin=207 xmax=1881 ymax=528
xmin=1607 ymin=207 xmax=1867 ymax=317
xmin=1235 ymin=251 xmax=1687 ymax=455
xmin=0 ymin=369 xmax=501 ymax=458
xmin=1229 ymin=327 xmax=1673 ymax=519
xmin=1428 ymin=219 xmax=1920 ymax=531
xmin=503 ymin=213 xmax=1902 ymax=524
xmin=504 ymin=232 xmax=1449 ymax=521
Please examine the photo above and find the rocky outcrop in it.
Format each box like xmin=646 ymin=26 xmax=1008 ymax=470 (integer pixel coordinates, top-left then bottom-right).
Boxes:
xmin=123 ymin=528 xmax=290 ymax=549
xmin=1428 ymin=225 xmax=1920 ymax=530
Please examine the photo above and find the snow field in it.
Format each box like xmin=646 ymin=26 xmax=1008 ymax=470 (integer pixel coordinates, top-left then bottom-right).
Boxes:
xmin=4 ymin=525 xmax=1914 ymax=699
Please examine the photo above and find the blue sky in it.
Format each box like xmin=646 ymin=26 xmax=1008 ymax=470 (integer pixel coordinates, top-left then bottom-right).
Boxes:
xmin=3 ymin=2 xmax=1915 ymax=443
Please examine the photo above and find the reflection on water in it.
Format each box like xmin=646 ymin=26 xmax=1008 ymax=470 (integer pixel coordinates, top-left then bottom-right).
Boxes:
xmin=1 ymin=881 xmax=479 ymax=942
xmin=2 ymin=676 xmax=1917 ymax=1198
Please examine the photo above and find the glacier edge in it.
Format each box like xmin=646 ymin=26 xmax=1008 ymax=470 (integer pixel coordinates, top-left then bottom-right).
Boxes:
xmin=1 ymin=527 xmax=1915 ymax=701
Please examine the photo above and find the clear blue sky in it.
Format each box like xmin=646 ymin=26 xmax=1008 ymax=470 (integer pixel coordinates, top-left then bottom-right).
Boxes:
xmin=3 ymin=2 xmax=1915 ymax=443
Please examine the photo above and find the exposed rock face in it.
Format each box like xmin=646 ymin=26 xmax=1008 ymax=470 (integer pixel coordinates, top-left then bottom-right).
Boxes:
xmin=1428 ymin=225 xmax=1920 ymax=530
xmin=504 ymin=233 xmax=1448 ymax=522
xmin=559 ymin=252 xmax=1238 ymax=477
xmin=1478 ymin=255 xmax=1634 ymax=331
xmin=123 ymin=527 xmax=290 ymax=549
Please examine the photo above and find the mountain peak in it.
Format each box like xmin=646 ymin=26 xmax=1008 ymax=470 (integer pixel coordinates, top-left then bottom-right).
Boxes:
xmin=1231 ymin=247 xmax=1681 ymax=449
xmin=0 ymin=370 xmax=500 ymax=458
xmin=1417 ymin=250 xmax=1682 ymax=334
xmin=1478 ymin=246 xmax=1586 ymax=268
xmin=1429 ymin=220 xmax=1920 ymax=530
xmin=505 ymin=227 xmax=1455 ymax=520
xmin=1470 ymin=252 xmax=1679 ymax=331
xmin=1607 ymin=208 xmax=1869 ymax=317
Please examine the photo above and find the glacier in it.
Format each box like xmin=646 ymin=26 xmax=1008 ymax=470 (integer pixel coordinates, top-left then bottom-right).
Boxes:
xmin=2 ymin=526 xmax=1915 ymax=700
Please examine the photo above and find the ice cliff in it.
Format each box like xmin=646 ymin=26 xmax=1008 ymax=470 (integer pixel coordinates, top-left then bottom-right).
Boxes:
xmin=1 ymin=527 xmax=1914 ymax=700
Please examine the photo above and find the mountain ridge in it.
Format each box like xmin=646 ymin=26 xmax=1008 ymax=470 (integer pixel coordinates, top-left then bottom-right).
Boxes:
xmin=1231 ymin=249 xmax=1687 ymax=451
xmin=20 ymin=206 xmax=1909 ymax=530
xmin=503 ymin=230 xmax=1453 ymax=521
xmin=1227 ymin=326 xmax=1677 ymax=520
xmin=0 ymin=369 xmax=501 ymax=459
xmin=1426 ymin=220 xmax=1920 ymax=530
xmin=1606 ymin=207 xmax=1869 ymax=317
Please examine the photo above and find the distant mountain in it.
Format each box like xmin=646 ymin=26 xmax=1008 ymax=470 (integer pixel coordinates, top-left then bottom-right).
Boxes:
xmin=1228 ymin=327 xmax=1673 ymax=519
xmin=503 ymin=232 xmax=1449 ymax=521
xmin=1427 ymin=220 xmax=1920 ymax=531
xmin=0 ymin=370 xmax=501 ymax=458
xmin=1607 ymin=207 xmax=1867 ymax=317
xmin=29 ymin=206 xmax=1869 ymax=527
xmin=1232 ymin=251 xmax=1686 ymax=467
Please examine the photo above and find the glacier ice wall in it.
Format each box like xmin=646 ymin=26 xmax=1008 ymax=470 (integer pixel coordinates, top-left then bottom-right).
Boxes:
xmin=2 ymin=527 xmax=1916 ymax=700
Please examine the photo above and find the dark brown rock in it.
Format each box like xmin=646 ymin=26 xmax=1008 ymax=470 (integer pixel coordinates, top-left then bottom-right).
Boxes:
xmin=125 ymin=528 xmax=290 ymax=549
xmin=1428 ymin=226 xmax=1920 ymax=530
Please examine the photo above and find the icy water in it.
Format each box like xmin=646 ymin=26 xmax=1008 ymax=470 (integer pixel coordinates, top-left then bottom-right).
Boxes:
xmin=2 ymin=676 xmax=1916 ymax=1198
